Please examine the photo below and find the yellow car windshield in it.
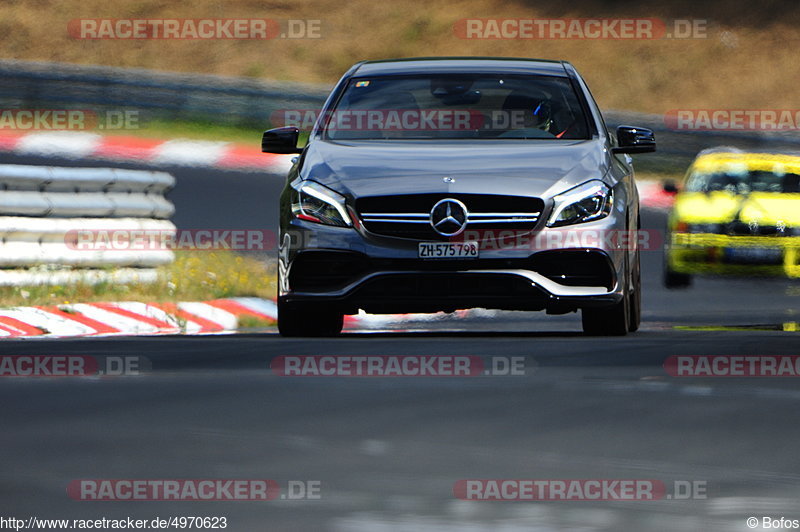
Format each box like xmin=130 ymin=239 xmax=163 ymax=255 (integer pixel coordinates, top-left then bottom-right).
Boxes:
xmin=685 ymin=170 xmax=800 ymax=194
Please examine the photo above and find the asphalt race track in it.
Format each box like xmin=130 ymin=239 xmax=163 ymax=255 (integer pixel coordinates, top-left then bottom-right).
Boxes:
xmin=1 ymin=155 xmax=800 ymax=531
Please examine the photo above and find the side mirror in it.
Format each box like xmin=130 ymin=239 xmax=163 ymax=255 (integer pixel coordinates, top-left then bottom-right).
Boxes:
xmin=663 ymin=180 xmax=679 ymax=194
xmin=262 ymin=127 xmax=302 ymax=154
xmin=611 ymin=126 xmax=656 ymax=154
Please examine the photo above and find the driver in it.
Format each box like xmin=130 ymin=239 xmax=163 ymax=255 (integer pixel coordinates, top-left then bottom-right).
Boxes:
xmin=500 ymin=91 xmax=554 ymax=136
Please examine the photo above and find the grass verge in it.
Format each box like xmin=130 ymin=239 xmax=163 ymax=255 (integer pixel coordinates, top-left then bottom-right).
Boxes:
xmin=126 ymin=118 xmax=265 ymax=145
xmin=108 ymin=118 xmax=309 ymax=147
xmin=0 ymin=251 xmax=276 ymax=308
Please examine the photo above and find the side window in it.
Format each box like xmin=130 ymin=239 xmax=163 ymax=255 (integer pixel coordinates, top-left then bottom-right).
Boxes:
xmin=684 ymin=169 xmax=700 ymax=191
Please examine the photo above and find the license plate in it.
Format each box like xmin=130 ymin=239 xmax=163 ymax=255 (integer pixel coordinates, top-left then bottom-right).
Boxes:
xmin=724 ymin=247 xmax=783 ymax=264
xmin=418 ymin=241 xmax=479 ymax=259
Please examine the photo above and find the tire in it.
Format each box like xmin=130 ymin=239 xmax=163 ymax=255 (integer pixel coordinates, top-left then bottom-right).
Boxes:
xmin=582 ymin=295 xmax=629 ymax=336
xmin=628 ymin=249 xmax=642 ymax=332
xmin=663 ymin=226 xmax=692 ymax=288
xmin=278 ymin=299 xmax=344 ymax=337
xmin=663 ymin=268 xmax=692 ymax=289
xmin=582 ymin=249 xmax=631 ymax=336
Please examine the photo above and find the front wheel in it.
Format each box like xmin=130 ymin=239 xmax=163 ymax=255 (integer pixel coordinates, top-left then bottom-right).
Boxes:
xmin=664 ymin=268 xmax=692 ymax=289
xmin=582 ymin=251 xmax=632 ymax=336
xmin=628 ymin=249 xmax=642 ymax=332
xmin=278 ymin=299 xmax=344 ymax=337
xmin=663 ymin=231 xmax=692 ymax=288
xmin=582 ymin=296 xmax=629 ymax=336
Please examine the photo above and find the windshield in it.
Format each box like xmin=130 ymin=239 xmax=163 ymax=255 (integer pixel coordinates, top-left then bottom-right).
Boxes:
xmin=685 ymin=169 xmax=800 ymax=194
xmin=323 ymin=74 xmax=591 ymax=140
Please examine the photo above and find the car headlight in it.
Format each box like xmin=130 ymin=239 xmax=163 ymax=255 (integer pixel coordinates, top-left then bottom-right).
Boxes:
xmin=547 ymin=180 xmax=613 ymax=227
xmin=291 ymin=181 xmax=352 ymax=227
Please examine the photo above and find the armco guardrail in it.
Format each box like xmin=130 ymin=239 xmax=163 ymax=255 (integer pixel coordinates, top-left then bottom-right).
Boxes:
xmin=0 ymin=59 xmax=330 ymax=128
xmin=0 ymin=164 xmax=176 ymax=285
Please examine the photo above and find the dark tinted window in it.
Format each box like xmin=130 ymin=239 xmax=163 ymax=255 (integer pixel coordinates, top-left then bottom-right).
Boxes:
xmin=324 ymin=74 xmax=591 ymax=140
xmin=686 ymin=170 xmax=800 ymax=194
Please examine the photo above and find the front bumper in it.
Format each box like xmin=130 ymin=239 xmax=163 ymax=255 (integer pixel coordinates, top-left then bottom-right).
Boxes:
xmin=284 ymin=267 xmax=621 ymax=314
xmin=279 ymin=209 xmax=630 ymax=314
xmin=667 ymin=232 xmax=800 ymax=278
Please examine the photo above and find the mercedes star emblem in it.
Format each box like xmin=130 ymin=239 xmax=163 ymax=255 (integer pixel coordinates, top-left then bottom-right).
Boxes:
xmin=430 ymin=198 xmax=469 ymax=236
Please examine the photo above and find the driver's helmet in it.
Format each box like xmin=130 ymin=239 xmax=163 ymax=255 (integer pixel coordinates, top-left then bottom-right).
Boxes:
xmin=501 ymin=91 xmax=553 ymax=131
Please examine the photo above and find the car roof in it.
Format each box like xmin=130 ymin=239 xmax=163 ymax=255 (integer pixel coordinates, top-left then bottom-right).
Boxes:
xmin=352 ymin=57 xmax=570 ymax=77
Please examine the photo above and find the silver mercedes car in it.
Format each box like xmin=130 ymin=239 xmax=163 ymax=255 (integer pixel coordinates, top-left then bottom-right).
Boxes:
xmin=262 ymin=57 xmax=656 ymax=336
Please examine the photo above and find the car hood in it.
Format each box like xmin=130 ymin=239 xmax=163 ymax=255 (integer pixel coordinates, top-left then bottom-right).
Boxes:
xmin=299 ymin=139 xmax=612 ymax=199
xmin=674 ymin=192 xmax=800 ymax=226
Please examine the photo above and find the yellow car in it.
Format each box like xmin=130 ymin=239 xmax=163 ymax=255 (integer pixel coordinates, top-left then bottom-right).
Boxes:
xmin=664 ymin=149 xmax=800 ymax=288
